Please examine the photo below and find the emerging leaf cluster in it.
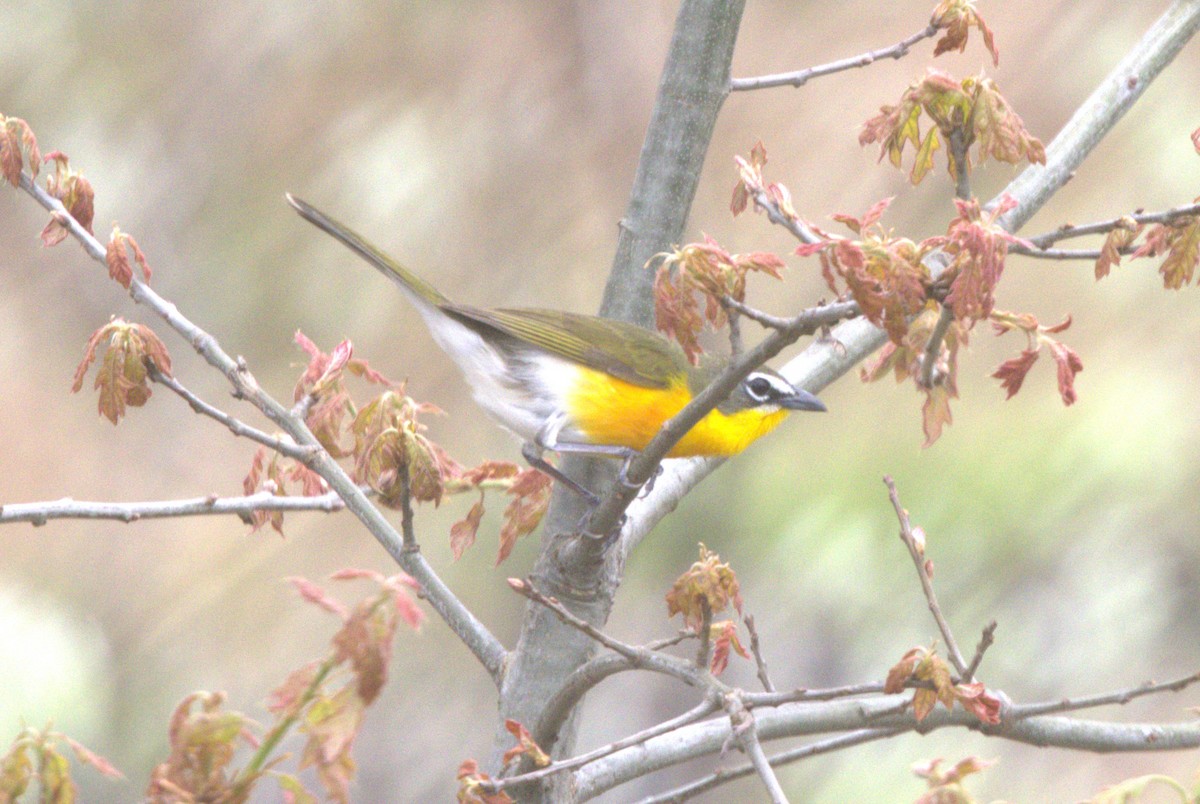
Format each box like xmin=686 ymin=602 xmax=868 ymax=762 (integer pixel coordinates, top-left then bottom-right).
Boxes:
xmin=666 ymin=544 xmax=744 ymax=632
xmin=911 ymin=755 xmax=995 ymax=804
xmin=860 ymin=69 xmax=1045 ymax=184
xmin=652 ymin=233 xmax=786 ymax=363
xmin=990 ymin=311 xmax=1083 ymax=406
xmin=1094 ymin=209 xmax=1200 ymax=289
xmin=0 ymin=726 xmax=122 ymax=803
xmin=798 ymin=197 xmax=933 ymax=344
xmin=71 ymin=318 xmax=173 ymax=425
xmin=242 ymin=333 xmax=551 ymax=562
xmin=143 ymin=571 xmax=423 ymax=803
xmin=884 ymin=645 xmax=1001 ymax=725
xmin=930 ymin=0 xmax=999 ymax=64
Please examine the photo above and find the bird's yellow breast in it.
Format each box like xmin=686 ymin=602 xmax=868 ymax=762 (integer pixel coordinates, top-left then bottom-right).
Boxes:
xmin=564 ymin=366 xmax=790 ymax=457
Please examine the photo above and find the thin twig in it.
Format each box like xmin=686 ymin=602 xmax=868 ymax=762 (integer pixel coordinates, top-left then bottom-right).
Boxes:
xmin=918 ymin=304 xmax=956 ymax=390
xmin=726 ymin=309 xmax=744 ymax=356
xmin=640 ymin=727 xmax=905 ymax=803
xmin=725 ymin=694 xmax=789 ymax=804
xmin=509 ymin=578 xmax=712 ymax=688
xmin=744 ymin=614 xmax=774 ymax=693
xmin=742 ymin=682 xmax=887 ymax=709
xmin=1017 ymin=201 xmax=1200 ymax=249
xmin=495 ymin=696 xmax=721 ymax=794
xmin=751 ymin=189 xmax=821 ymax=244
xmin=147 ymin=364 xmax=314 ymax=461
xmin=723 ymin=296 xmax=860 ymax=332
xmin=918 ymin=126 xmax=971 ymax=389
xmin=1008 ymin=670 xmax=1200 ymax=719
xmin=962 ymin=621 xmax=997 ymax=683
xmin=0 ymin=491 xmax=346 ymax=526
xmin=730 ymin=23 xmax=938 ymax=91
xmin=1007 ymin=246 xmax=1119 ymax=260
xmin=695 ymin=597 xmax=714 ymax=670
xmin=884 ymin=476 xmax=969 ymax=677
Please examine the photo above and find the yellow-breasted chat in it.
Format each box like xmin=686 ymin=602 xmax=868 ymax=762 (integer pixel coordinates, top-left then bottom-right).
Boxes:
xmin=287 ymin=195 xmax=826 ymax=501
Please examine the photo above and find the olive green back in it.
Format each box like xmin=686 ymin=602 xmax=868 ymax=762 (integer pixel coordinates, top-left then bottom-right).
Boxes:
xmin=443 ymin=305 xmax=689 ymax=389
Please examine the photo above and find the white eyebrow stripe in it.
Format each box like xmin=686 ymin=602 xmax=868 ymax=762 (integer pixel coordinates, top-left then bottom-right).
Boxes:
xmin=746 ymin=371 xmax=795 ymax=399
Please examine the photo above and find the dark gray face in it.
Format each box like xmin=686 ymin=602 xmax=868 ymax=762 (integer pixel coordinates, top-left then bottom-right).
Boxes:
xmin=733 ymin=370 xmax=827 ymax=413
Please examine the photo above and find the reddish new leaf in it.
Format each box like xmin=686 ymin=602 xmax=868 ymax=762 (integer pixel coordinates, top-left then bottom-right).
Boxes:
xmin=991 ymin=348 xmax=1038 ymax=399
xmin=41 ymin=151 xmax=94 ymax=245
xmin=457 ymin=760 xmax=514 ymax=804
xmin=497 ymin=469 xmax=551 ymax=565
xmin=932 ymin=0 xmax=999 ymax=66
xmin=0 ymin=116 xmax=40 ymax=186
xmin=709 ymin=619 xmax=749 ymax=676
xmin=954 ymin=683 xmax=1002 ymax=724
xmin=922 ymin=384 xmax=953 ymax=448
xmin=267 ymin=660 xmax=322 ymax=717
xmin=106 ymin=226 xmax=153 ymax=288
xmin=288 ymin=576 xmax=350 ymax=620
xmin=1048 ymin=340 xmax=1083 ymax=406
xmin=1094 ymin=217 xmax=1141 ymax=280
xmin=451 ymin=497 xmax=486 ymax=560
xmin=71 ymin=319 xmax=172 ymax=425
xmin=501 ymin=720 xmax=550 ymax=770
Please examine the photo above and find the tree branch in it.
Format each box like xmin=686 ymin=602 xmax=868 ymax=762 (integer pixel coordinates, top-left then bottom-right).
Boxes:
xmin=641 ymin=727 xmax=904 ymax=804
xmin=726 ymin=693 xmax=790 ymax=804
xmin=494 ymin=696 xmax=720 ymax=796
xmin=0 ymin=491 xmax=345 ymax=526
xmin=147 ymin=364 xmax=314 ymax=461
xmin=1009 ymin=670 xmax=1200 ymax=719
xmin=498 ymin=0 xmax=749 ymax=779
xmin=1015 ymin=200 xmax=1200 ymax=250
xmin=573 ymin=697 xmax=1200 ymax=800
xmin=730 ymin=22 xmax=939 ymax=91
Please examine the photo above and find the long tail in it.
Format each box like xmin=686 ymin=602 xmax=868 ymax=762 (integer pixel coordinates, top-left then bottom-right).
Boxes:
xmin=286 ymin=194 xmax=449 ymax=307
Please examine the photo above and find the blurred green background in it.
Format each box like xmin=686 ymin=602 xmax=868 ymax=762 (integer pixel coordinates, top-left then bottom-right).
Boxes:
xmin=2 ymin=2 xmax=1199 ymax=801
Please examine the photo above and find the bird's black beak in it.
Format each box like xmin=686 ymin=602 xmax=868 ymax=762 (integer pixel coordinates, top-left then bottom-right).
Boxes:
xmin=780 ymin=387 xmax=827 ymax=412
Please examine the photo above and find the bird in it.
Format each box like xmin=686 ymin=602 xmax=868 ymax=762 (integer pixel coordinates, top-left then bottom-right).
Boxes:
xmin=287 ymin=194 xmax=826 ymax=502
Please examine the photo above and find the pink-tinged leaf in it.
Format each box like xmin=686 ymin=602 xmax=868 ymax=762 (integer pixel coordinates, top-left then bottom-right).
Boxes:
xmin=1094 ymin=218 xmax=1141 ymax=280
xmin=501 ymin=720 xmax=550 ymax=770
xmin=954 ymin=682 xmax=1002 ymax=724
xmin=64 ymin=737 xmax=123 ymax=779
xmin=329 ymin=568 xmax=386 ymax=583
xmin=451 ymin=498 xmax=486 ymax=560
xmin=391 ymin=585 xmax=426 ymax=631
xmin=859 ymin=196 xmax=894 ymax=231
xmin=294 ymin=329 xmax=321 ymax=357
xmin=267 ymin=660 xmax=322 ymax=716
xmin=794 ymin=240 xmax=828 ymax=258
xmin=288 ymin=576 xmax=350 ymax=619
xmin=496 ymin=470 xmax=551 ymax=565
xmin=991 ymin=349 xmax=1038 ymax=399
xmin=1193 ymin=126 xmax=1200 ymax=154
xmin=922 ymin=384 xmax=953 ymax=447
xmin=708 ymin=620 xmax=749 ymax=676
xmin=1048 ymin=340 xmax=1083 ymax=406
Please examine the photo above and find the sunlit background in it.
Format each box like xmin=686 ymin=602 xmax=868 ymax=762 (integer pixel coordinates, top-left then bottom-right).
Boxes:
xmin=2 ymin=2 xmax=1200 ymax=801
